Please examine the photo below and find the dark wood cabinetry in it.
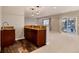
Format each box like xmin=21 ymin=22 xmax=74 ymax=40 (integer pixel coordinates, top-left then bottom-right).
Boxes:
xmin=24 ymin=28 xmax=46 ymax=47
xmin=1 ymin=30 xmax=15 ymax=48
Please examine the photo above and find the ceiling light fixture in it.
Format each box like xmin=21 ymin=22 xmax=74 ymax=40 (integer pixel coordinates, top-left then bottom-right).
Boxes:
xmin=53 ymin=7 xmax=57 ymax=9
xmin=31 ymin=8 xmax=34 ymax=10
xmin=36 ymin=10 xmax=40 ymax=15
xmin=36 ymin=6 xmax=39 ymax=7
xmin=31 ymin=6 xmax=40 ymax=16
xmin=32 ymin=14 xmax=34 ymax=16
xmin=36 ymin=12 xmax=39 ymax=15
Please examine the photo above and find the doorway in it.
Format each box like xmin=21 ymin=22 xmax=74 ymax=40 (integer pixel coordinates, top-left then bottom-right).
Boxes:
xmin=42 ymin=19 xmax=50 ymax=44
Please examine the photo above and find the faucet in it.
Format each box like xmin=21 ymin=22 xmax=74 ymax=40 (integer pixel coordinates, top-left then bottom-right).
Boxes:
xmin=2 ymin=21 xmax=9 ymax=26
xmin=2 ymin=21 xmax=9 ymax=29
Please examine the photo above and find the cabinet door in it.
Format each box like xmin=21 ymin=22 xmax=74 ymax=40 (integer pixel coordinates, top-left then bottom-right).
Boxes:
xmin=24 ymin=28 xmax=32 ymax=41
xmin=1 ymin=30 xmax=15 ymax=47
xmin=31 ymin=30 xmax=37 ymax=45
xmin=1 ymin=30 xmax=9 ymax=47
xmin=37 ymin=30 xmax=46 ymax=47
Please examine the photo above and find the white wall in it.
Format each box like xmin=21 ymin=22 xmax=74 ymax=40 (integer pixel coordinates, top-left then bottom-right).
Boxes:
xmin=51 ymin=15 xmax=60 ymax=33
xmin=50 ymin=10 xmax=79 ymax=34
xmin=0 ymin=6 xmax=1 ymax=27
xmin=24 ymin=18 xmax=50 ymax=26
xmin=0 ymin=6 xmax=2 ymax=51
xmin=2 ymin=7 xmax=24 ymax=40
xmin=0 ymin=7 xmax=1 ymax=17
xmin=25 ymin=18 xmax=43 ymax=25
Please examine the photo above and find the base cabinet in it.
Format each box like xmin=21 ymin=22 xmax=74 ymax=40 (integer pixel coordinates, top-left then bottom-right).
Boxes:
xmin=1 ymin=30 xmax=15 ymax=48
xmin=24 ymin=28 xmax=46 ymax=47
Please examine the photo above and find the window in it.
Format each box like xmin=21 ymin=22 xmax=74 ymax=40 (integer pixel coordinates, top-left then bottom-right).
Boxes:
xmin=62 ymin=17 xmax=76 ymax=33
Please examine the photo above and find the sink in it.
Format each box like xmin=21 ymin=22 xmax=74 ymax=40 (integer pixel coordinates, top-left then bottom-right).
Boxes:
xmin=1 ymin=21 xmax=14 ymax=30
xmin=1 ymin=26 xmax=14 ymax=30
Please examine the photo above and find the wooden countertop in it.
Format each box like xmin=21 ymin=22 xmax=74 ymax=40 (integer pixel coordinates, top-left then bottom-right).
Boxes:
xmin=1 ymin=26 xmax=15 ymax=30
xmin=1 ymin=28 xmax=15 ymax=30
xmin=24 ymin=25 xmax=46 ymax=30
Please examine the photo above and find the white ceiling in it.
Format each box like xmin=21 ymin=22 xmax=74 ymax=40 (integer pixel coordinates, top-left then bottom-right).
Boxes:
xmin=24 ymin=6 xmax=79 ymax=18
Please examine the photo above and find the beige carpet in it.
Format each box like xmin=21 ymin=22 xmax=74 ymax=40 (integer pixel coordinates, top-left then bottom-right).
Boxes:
xmin=32 ymin=33 xmax=79 ymax=53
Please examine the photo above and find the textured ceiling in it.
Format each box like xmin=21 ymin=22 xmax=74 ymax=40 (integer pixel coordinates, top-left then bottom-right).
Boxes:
xmin=2 ymin=6 xmax=79 ymax=18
